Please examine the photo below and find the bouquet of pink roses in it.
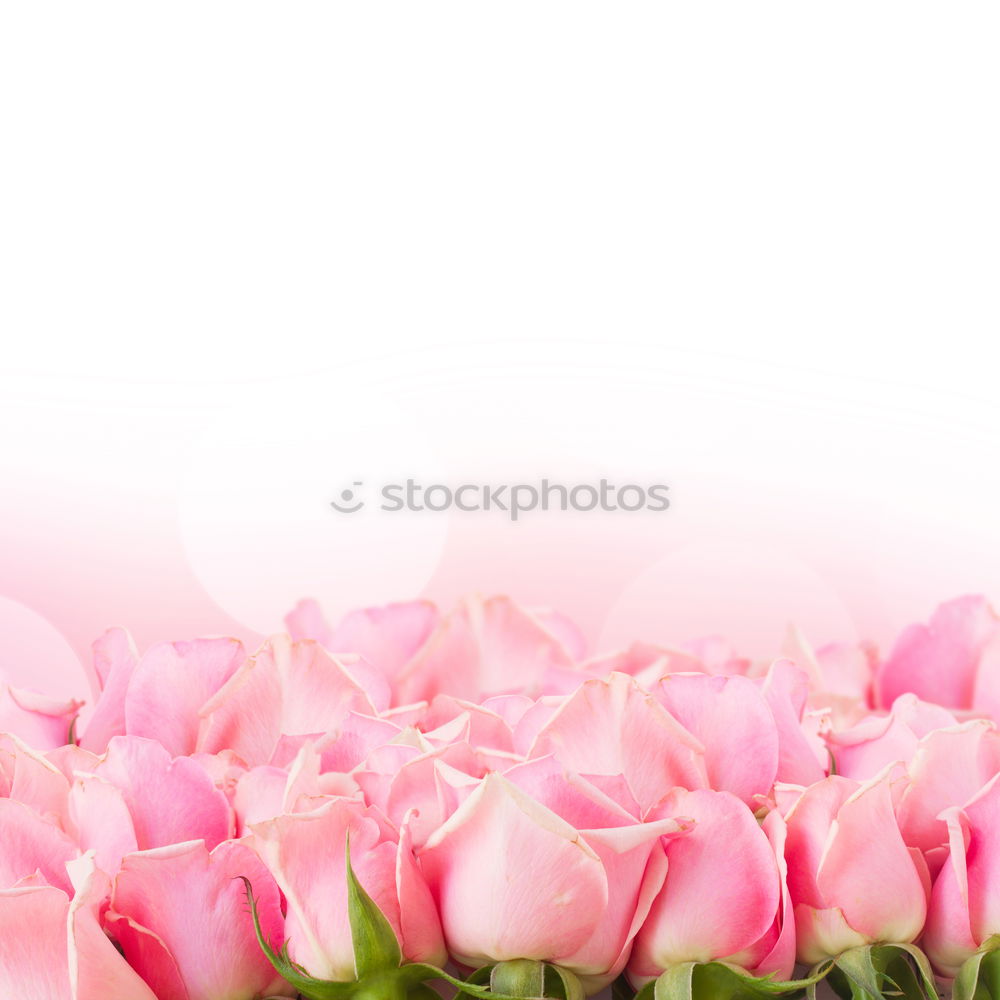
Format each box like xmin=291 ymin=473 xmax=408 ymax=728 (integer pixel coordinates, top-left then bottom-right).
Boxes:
xmin=3 ymin=592 xmax=1000 ymax=1000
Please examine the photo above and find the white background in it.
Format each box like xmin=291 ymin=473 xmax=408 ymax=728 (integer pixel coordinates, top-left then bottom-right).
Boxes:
xmin=1 ymin=3 xmax=999 ymax=697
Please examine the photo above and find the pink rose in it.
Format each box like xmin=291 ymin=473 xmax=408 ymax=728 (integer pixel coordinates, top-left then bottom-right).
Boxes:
xmin=419 ymin=767 xmax=687 ymax=992
xmin=654 ymin=673 xmax=780 ymax=807
xmin=628 ymin=789 xmax=795 ymax=985
xmin=526 ymin=672 xmax=707 ymax=816
xmin=286 ymin=597 xmax=439 ymax=690
xmin=783 ymin=768 xmax=929 ymax=963
xmin=198 ymin=634 xmax=386 ymax=767
xmin=122 ymin=637 xmax=247 ymax=756
xmin=248 ymin=796 xmax=446 ymax=982
xmin=924 ymin=772 xmax=1000 ymax=978
xmin=895 ymin=719 xmax=1000 ymax=869
xmin=107 ymin=839 xmax=291 ymax=1000
xmin=826 ymin=694 xmax=959 ymax=780
xmin=0 ymin=857 xmax=157 ymax=1000
xmin=79 ymin=626 xmax=138 ymax=752
xmin=68 ymin=735 xmax=233 ymax=875
xmin=395 ymin=595 xmax=580 ymax=704
xmin=876 ymin=595 xmax=1000 ymax=712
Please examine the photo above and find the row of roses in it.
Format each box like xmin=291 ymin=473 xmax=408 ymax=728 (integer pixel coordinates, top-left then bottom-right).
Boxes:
xmin=3 ymin=593 xmax=1000 ymax=998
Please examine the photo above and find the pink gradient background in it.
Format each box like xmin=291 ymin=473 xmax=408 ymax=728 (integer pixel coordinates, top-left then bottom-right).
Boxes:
xmin=3 ymin=5 xmax=998 ymax=711
xmin=4 ymin=343 xmax=1000 ymax=713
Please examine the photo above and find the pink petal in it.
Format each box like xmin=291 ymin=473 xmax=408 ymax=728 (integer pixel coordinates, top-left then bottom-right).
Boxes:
xmin=0 ymin=886 xmax=76 ymax=997
xmin=419 ymin=773 xmax=609 ymax=968
xmin=814 ymin=640 xmax=877 ymax=703
xmin=531 ymin=608 xmax=587 ymax=661
xmin=747 ymin=810 xmax=796 ymax=980
xmin=960 ymin=773 xmax=1000 ymax=948
xmin=793 ymin=903 xmax=869 ymax=965
xmin=630 ymin=790 xmax=781 ymax=971
xmin=783 ymin=775 xmax=858 ymax=911
xmin=69 ymin=857 xmax=161 ymax=1000
xmin=0 ymin=797 xmax=78 ymax=891
xmin=249 ymin=798 xmax=443 ymax=980
xmin=0 ymin=870 xmax=158 ymax=1000
xmin=829 ymin=695 xmax=958 ymax=780
xmin=896 ymin=720 xmax=1000 ymax=854
xmin=815 ymin=769 xmax=926 ymax=945
xmin=493 ymin=764 xmax=690 ymax=991
xmin=972 ymin=631 xmax=1000 ymax=721
xmin=109 ymin=840 xmax=289 ymax=1000
xmin=396 ymin=595 xmax=577 ymax=704
xmin=198 ymin=636 xmax=379 ymax=766
xmin=876 ymin=595 xmax=1000 ymax=709
xmin=0 ymin=732 xmax=72 ymax=828
xmin=124 ymin=638 xmax=245 ymax=757
xmin=293 ymin=599 xmax=440 ymax=684
xmin=0 ymin=685 xmax=81 ymax=751
xmin=655 ymin=673 xmax=779 ymax=807
xmin=395 ymin=818 xmax=449 ymax=968
xmin=421 ymin=695 xmax=516 ymax=753
xmin=529 ymin=673 xmax=707 ymax=814
xmin=923 ymin=805 xmax=978 ymax=978
xmin=79 ymin=628 xmax=138 ymax=753
xmin=68 ymin=774 xmax=138 ymax=876
xmin=759 ymin=659 xmax=827 ymax=786
xmin=92 ymin=736 xmax=232 ymax=851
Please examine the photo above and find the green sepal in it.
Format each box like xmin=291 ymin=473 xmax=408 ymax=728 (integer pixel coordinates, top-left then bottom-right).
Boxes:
xmin=545 ymin=963 xmax=585 ymax=1000
xmin=345 ymin=832 xmax=404 ymax=978
xmin=245 ymin=868 xmax=579 ymax=1000
xmin=828 ymin=946 xmax=891 ymax=1000
xmin=954 ymin=937 xmax=1000 ymax=1000
xmin=634 ymin=982 xmax=656 ymax=1000
xmin=245 ymin=872 xmax=558 ymax=1000
xmin=400 ymin=962 xmax=537 ymax=1000
xmin=492 ymin=960 xmax=545 ymax=997
xmin=641 ymin=960 xmax=830 ymax=1000
xmin=824 ymin=944 xmax=938 ymax=1000
xmin=453 ymin=960 xmax=584 ymax=998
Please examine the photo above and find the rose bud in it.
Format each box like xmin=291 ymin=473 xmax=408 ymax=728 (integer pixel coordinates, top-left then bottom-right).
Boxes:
xmin=419 ymin=768 xmax=688 ymax=994
xmin=924 ymin=772 xmax=1000 ymax=979
xmin=248 ymin=796 xmax=446 ymax=982
xmin=628 ymin=789 xmax=795 ymax=986
xmin=783 ymin=767 xmax=929 ymax=964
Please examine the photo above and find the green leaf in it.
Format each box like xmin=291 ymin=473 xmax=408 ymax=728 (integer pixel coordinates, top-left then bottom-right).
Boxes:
xmin=240 ymin=876 xmax=354 ymax=999
xmin=346 ymin=832 xmax=403 ymax=978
